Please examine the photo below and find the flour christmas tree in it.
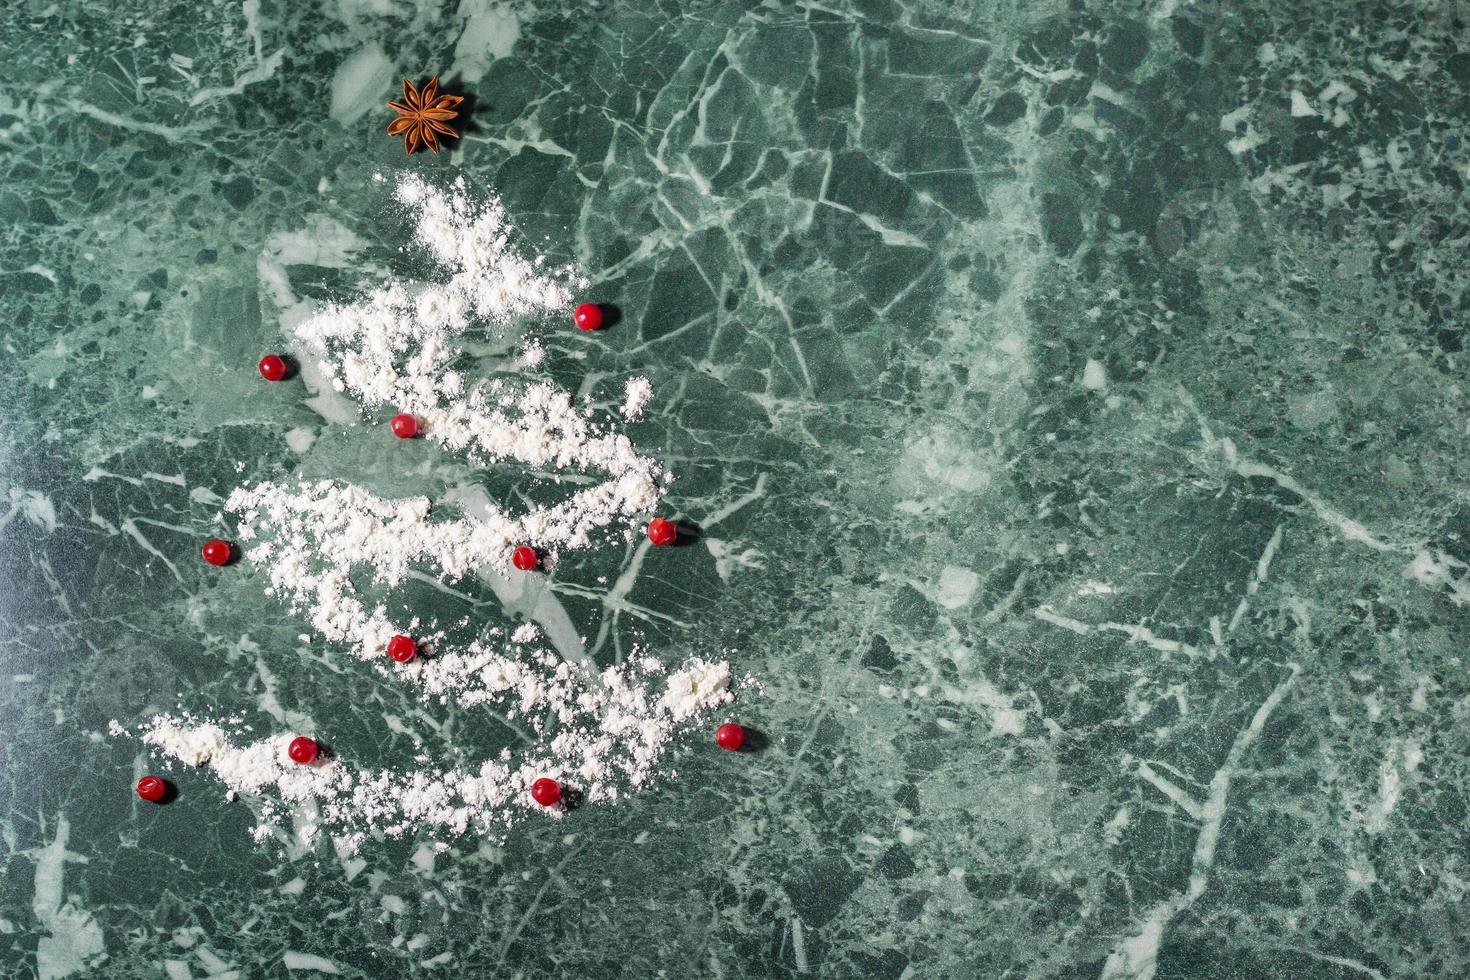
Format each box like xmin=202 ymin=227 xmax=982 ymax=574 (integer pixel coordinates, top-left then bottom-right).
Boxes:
xmin=120 ymin=174 xmax=733 ymax=851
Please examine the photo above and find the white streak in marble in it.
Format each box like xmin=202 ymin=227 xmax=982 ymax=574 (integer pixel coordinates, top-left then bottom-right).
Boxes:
xmin=1103 ymin=664 xmax=1301 ymax=980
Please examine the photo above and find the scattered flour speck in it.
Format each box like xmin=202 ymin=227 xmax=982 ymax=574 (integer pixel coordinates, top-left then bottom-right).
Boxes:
xmin=622 ymin=377 xmax=653 ymax=420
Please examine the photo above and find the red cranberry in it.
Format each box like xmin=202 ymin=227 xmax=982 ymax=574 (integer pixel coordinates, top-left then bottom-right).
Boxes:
xmin=387 ymin=635 xmax=417 ymax=663
xmin=573 ymin=303 xmax=603 ymax=331
xmin=258 ymin=354 xmax=287 ymax=381
xmin=716 ymin=723 xmax=746 ymax=751
xmin=288 ymin=736 xmax=319 ymax=765
xmin=530 ymin=778 xmax=562 ymax=807
xmin=201 ymin=539 xmax=232 ymax=566
xmin=390 ymin=413 xmax=419 ymax=439
xmin=136 ymin=775 xmax=167 ymax=802
xmin=512 ymin=546 xmax=538 ymax=571
xmin=646 ymin=517 xmax=677 ymax=547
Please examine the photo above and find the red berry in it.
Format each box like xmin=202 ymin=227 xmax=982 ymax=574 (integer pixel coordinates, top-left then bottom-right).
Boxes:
xmin=530 ymin=777 xmax=562 ymax=807
xmin=201 ymin=539 xmax=232 ymax=566
xmin=288 ymin=736 xmax=319 ymax=765
xmin=258 ymin=354 xmax=287 ymax=381
xmin=716 ymin=723 xmax=746 ymax=751
xmin=136 ymin=775 xmax=167 ymax=802
xmin=573 ymin=303 xmax=603 ymax=331
xmin=646 ymin=517 xmax=677 ymax=547
xmin=512 ymin=546 xmax=538 ymax=571
xmin=387 ymin=634 xmax=417 ymax=663
xmin=390 ymin=413 xmax=419 ymax=439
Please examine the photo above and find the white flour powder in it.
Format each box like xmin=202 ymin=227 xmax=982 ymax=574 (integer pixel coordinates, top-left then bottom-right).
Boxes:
xmin=622 ymin=376 xmax=653 ymax=420
xmin=121 ymin=174 xmax=734 ymax=848
xmin=291 ymin=174 xmax=663 ymax=554
xmin=128 ymin=656 xmax=731 ymax=851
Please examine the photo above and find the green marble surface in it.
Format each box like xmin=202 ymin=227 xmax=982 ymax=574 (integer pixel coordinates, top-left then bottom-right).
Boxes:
xmin=5 ymin=0 xmax=1470 ymax=976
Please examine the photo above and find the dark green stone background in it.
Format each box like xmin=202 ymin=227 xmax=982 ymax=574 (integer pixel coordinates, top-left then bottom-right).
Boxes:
xmin=4 ymin=0 xmax=1470 ymax=976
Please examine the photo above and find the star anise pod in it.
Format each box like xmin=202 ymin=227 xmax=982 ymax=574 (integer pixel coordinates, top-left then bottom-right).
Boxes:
xmin=387 ymin=76 xmax=464 ymax=155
